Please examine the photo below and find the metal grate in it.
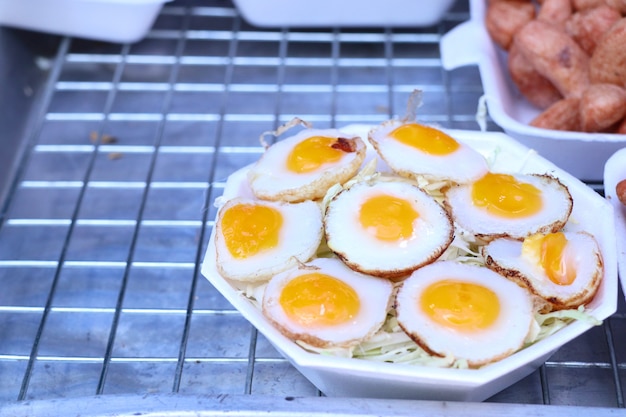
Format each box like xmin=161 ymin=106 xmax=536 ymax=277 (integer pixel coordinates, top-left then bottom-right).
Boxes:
xmin=1 ymin=0 xmax=625 ymax=413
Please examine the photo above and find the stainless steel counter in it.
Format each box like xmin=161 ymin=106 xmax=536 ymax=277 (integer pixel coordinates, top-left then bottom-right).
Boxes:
xmin=1 ymin=0 xmax=625 ymax=414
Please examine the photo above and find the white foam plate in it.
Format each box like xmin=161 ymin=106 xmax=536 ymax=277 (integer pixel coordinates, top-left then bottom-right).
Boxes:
xmin=201 ymin=125 xmax=617 ymax=402
xmin=0 ymin=0 xmax=171 ymax=43
xmin=231 ymin=0 xmax=455 ymax=27
xmin=603 ymin=148 xmax=626 ymax=298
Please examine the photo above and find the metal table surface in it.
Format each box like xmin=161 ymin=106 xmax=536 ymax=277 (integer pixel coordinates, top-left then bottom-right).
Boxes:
xmin=1 ymin=0 xmax=626 ymax=415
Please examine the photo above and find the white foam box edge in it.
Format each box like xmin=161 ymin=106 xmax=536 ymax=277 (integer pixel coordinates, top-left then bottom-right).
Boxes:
xmin=0 ymin=0 xmax=171 ymax=43
xmin=604 ymin=148 xmax=626 ymax=299
xmin=231 ymin=0 xmax=456 ymax=28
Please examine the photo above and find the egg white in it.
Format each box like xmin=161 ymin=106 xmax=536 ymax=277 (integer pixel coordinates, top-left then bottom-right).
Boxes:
xmin=214 ymin=197 xmax=323 ymax=282
xmin=482 ymin=232 xmax=603 ymax=311
xmin=395 ymin=261 xmax=535 ymax=367
xmin=368 ymin=120 xmax=489 ymax=184
xmin=247 ymin=128 xmax=366 ymax=203
xmin=324 ymin=179 xmax=454 ymax=280
xmin=262 ymin=257 xmax=394 ymax=348
xmin=444 ymin=173 xmax=573 ymax=242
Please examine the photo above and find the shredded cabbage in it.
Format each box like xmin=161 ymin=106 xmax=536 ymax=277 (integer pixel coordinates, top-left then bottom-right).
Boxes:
xmin=298 ymin=299 xmax=601 ymax=369
xmin=236 ymin=262 xmax=600 ymax=370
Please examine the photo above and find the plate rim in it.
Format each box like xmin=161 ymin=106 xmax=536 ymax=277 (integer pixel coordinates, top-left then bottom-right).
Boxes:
xmin=200 ymin=126 xmax=618 ymax=389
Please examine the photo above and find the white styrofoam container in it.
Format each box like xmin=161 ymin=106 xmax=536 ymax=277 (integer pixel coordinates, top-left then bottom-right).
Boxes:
xmin=232 ymin=0 xmax=456 ymax=27
xmin=440 ymin=0 xmax=626 ymax=182
xmin=603 ymin=148 xmax=626 ymax=299
xmin=0 ymin=0 xmax=171 ymax=43
xmin=201 ymin=124 xmax=617 ymax=402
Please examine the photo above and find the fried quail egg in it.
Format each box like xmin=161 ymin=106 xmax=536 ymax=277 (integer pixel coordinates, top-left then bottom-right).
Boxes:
xmin=214 ymin=197 xmax=323 ymax=282
xmin=247 ymin=128 xmax=367 ymax=203
xmin=444 ymin=172 xmax=573 ymax=242
xmin=368 ymin=121 xmax=489 ymax=184
xmin=395 ymin=261 xmax=535 ymax=367
xmin=262 ymin=257 xmax=394 ymax=348
xmin=324 ymin=179 xmax=454 ymax=281
xmin=482 ymin=231 xmax=603 ymax=312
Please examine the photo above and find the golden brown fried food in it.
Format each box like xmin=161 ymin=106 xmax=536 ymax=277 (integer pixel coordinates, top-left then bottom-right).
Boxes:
xmin=484 ymin=0 xmax=626 ymax=133
xmin=572 ymin=0 xmax=607 ymax=11
xmin=616 ymin=179 xmax=626 ymax=205
xmin=530 ymin=97 xmax=581 ymax=131
xmin=537 ymin=0 xmax=574 ymax=28
xmin=486 ymin=0 xmax=536 ymax=50
xmin=589 ymin=18 xmax=626 ymax=87
xmin=579 ymin=83 xmax=626 ymax=132
xmin=508 ymin=43 xmax=563 ymax=108
xmin=614 ymin=117 xmax=626 ymax=134
xmin=514 ymin=20 xmax=590 ymax=98
xmin=605 ymin=0 xmax=626 ymax=14
xmin=565 ymin=5 xmax=622 ymax=55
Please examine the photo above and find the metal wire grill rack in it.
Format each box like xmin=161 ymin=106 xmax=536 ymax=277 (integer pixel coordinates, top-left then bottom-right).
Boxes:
xmin=1 ymin=0 xmax=626 ymax=414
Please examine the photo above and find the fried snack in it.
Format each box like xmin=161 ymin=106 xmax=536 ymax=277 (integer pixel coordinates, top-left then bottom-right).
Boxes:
xmin=605 ymin=0 xmax=626 ymax=14
xmin=572 ymin=0 xmax=607 ymax=10
xmin=508 ymin=43 xmax=563 ymax=108
xmin=488 ymin=0 xmax=534 ymax=3
xmin=616 ymin=179 xmax=626 ymax=205
xmin=565 ymin=5 xmax=622 ymax=55
xmin=537 ymin=0 xmax=573 ymax=28
xmin=484 ymin=0 xmax=626 ymax=133
xmin=530 ymin=97 xmax=581 ymax=131
xmin=589 ymin=18 xmax=626 ymax=87
xmin=514 ymin=20 xmax=590 ymax=98
xmin=485 ymin=0 xmax=536 ymax=50
xmin=579 ymin=83 xmax=626 ymax=132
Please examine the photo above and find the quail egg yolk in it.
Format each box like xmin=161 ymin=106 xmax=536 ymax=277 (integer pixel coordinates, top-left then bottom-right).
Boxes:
xmin=220 ymin=203 xmax=283 ymax=259
xmin=389 ymin=123 xmax=460 ymax=155
xmin=420 ymin=280 xmax=500 ymax=332
xmin=279 ymin=273 xmax=360 ymax=327
xmin=359 ymin=194 xmax=419 ymax=241
xmin=286 ymin=136 xmax=344 ymax=173
xmin=471 ymin=172 xmax=543 ymax=218
xmin=522 ymin=232 xmax=577 ymax=286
